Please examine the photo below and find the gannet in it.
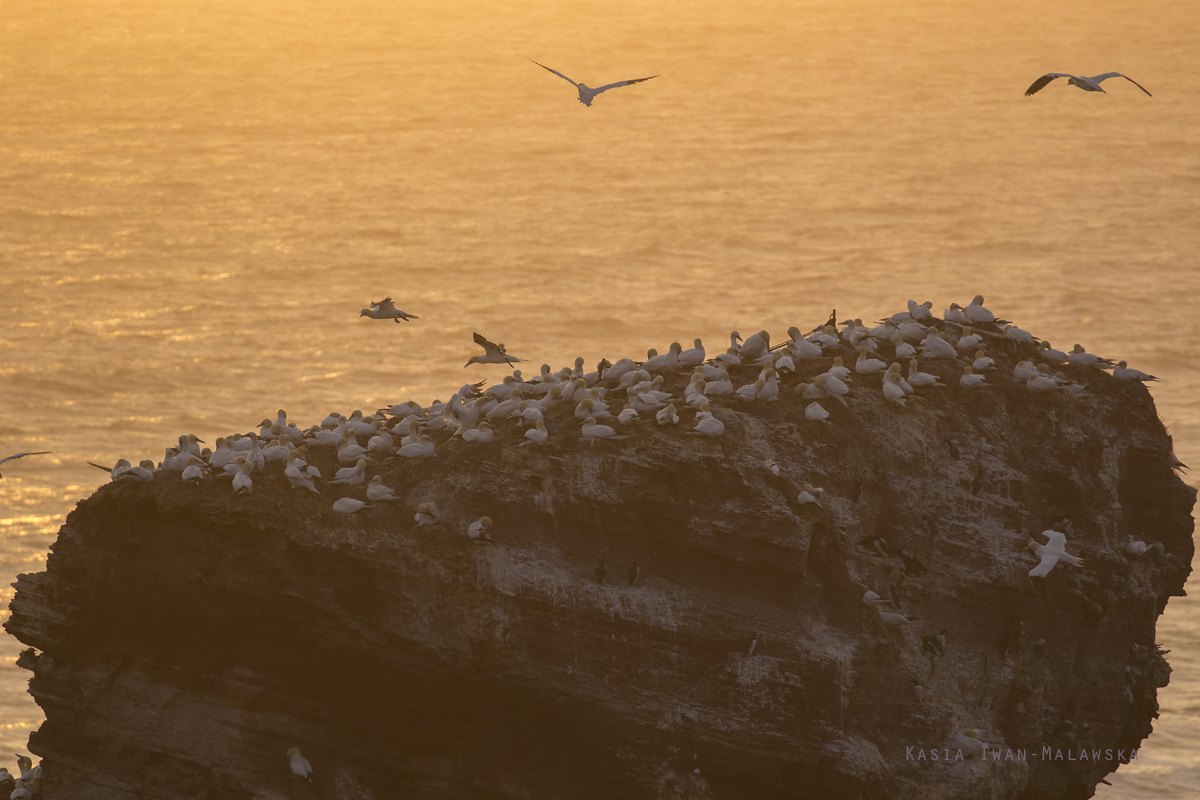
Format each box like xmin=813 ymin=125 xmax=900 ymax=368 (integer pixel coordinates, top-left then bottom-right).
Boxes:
xmin=972 ymin=351 xmax=994 ymax=371
xmin=1119 ymin=536 xmax=1148 ymax=556
xmin=715 ymin=347 xmax=740 ymax=367
xmin=604 ymin=358 xmax=638 ymax=382
xmin=285 ymin=452 xmax=320 ymax=493
xmin=896 ymin=321 xmax=929 ymax=341
xmin=814 ymin=373 xmax=849 ymax=406
xmin=1004 ymin=324 xmax=1035 ymax=343
xmin=1013 ymin=361 xmax=1038 ymax=381
xmin=763 ymin=460 xmax=780 ymax=476
xmin=1067 ymin=344 xmax=1113 ymax=368
xmin=1025 ymin=72 xmax=1152 ymax=97
xmin=959 ymin=366 xmax=987 ymax=389
xmin=953 ymin=730 xmax=986 ymax=758
xmin=466 ymin=332 xmax=524 ymax=367
xmin=181 ymin=457 xmax=204 ymax=482
xmin=361 ymin=296 xmax=418 ymax=322
xmin=333 ymin=497 xmax=367 ymax=514
xmin=689 ymin=404 xmax=723 ymax=436
xmin=656 ymin=404 xmax=680 ymax=425
xmin=365 ymin=475 xmax=398 ymax=501
xmin=863 ymin=590 xmax=889 ymax=606
xmin=415 ymin=503 xmax=439 ymax=526
xmin=232 ymin=463 xmax=253 ymax=493
xmin=738 ymin=330 xmax=770 ymax=363
xmin=920 ymin=330 xmax=959 ymax=360
xmin=736 ymin=378 xmax=763 ymax=401
xmin=891 ymin=334 xmax=915 ymax=360
xmin=811 ymin=326 xmax=839 ymax=349
xmin=367 ymin=428 xmax=395 ymax=456
xmin=467 ymin=516 xmax=493 ymax=541
xmin=262 ymin=438 xmax=291 ymax=462
xmin=462 ymin=422 xmax=495 ymax=443
xmin=287 ymin=747 xmax=313 ymax=780
xmin=337 ymin=434 xmax=369 ymax=465
xmin=787 ymin=327 xmax=823 ymax=358
xmin=519 ymin=419 xmax=549 ymax=446
xmin=126 ymin=460 xmax=156 ymax=481
xmin=1038 ymin=341 xmax=1068 ymax=363
xmin=10 ymin=782 xmax=31 ymax=800
xmin=618 ymin=405 xmax=639 ymax=424
xmin=805 ymin=402 xmax=830 ymax=422
xmin=886 ymin=363 xmax=914 ymax=394
xmin=87 ymin=458 xmax=132 ymax=481
xmin=1026 ymin=529 xmax=1084 ymax=577
xmin=910 ymin=679 xmax=925 ymax=703
xmin=1027 ymin=365 xmax=1065 ymax=392
xmin=1171 ymin=452 xmax=1189 ymax=472
xmin=628 ymin=560 xmax=641 ymax=585
xmin=582 ymin=417 xmax=623 ymax=439
xmin=1113 ymin=361 xmax=1158 ymax=382
xmin=877 ymin=609 xmax=918 ymax=626
xmin=827 ymin=357 xmax=851 ymax=380
xmin=329 ymin=459 xmax=368 ymax=485
xmin=531 ymin=60 xmax=658 ymax=106
xmin=944 ymin=303 xmax=967 ymax=323
xmin=883 ymin=373 xmax=907 ymax=406
xmin=706 ymin=371 xmax=734 ymax=396
xmin=963 ymin=296 xmax=996 ymax=324
xmin=729 ymin=330 xmax=743 ymax=353
xmin=643 ymin=342 xmax=682 ymax=373
xmin=908 ymin=300 xmax=935 ymax=322
xmin=956 ymin=327 xmax=982 ymax=352
xmin=797 ymin=484 xmax=822 ymax=506
xmin=397 ymin=434 xmax=437 ymax=457
xmin=855 ymin=347 xmax=887 ymax=375
xmin=759 ymin=373 xmax=780 ymax=401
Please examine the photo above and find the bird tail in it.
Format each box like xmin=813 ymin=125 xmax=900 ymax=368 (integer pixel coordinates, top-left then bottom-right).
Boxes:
xmin=1064 ymin=554 xmax=1085 ymax=567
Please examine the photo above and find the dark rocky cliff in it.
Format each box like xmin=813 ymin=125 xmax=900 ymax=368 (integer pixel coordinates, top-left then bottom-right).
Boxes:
xmin=6 ymin=329 xmax=1195 ymax=799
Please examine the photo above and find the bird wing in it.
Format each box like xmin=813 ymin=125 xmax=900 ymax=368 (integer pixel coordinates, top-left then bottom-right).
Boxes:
xmin=1030 ymin=550 xmax=1059 ymax=578
xmin=592 ymin=75 xmax=658 ymax=95
xmin=1089 ymin=72 xmax=1152 ymax=96
xmin=0 ymin=451 xmax=54 ymax=465
xmin=1024 ymin=73 xmax=1075 ymax=96
xmin=531 ymin=60 xmax=578 ymax=86
xmin=1042 ymin=529 xmax=1067 ymax=550
xmin=371 ymin=297 xmax=396 ymax=313
xmin=86 ymin=461 xmax=115 ymax=472
xmin=473 ymin=332 xmax=505 ymax=357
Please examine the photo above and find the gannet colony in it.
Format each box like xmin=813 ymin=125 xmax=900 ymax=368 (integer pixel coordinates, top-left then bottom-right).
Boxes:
xmin=5 ymin=296 xmax=1194 ymax=799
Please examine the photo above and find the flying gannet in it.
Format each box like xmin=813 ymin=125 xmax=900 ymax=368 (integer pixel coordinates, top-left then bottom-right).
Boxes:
xmin=466 ymin=332 xmax=525 ymax=367
xmin=531 ymin=60 xmax=658 ymax=106
xmin=1025 ymin=72 xmax=1152 ymax=97
xmin=287 ymin=748 xmax=313 ymax=780
xmin=1026 ymin=529 xmax=1084 ymax=577
xmin=361 ymin=296 xmax=418 ymax=322
xmin=0 ymin=451 xmax=55 ymax=479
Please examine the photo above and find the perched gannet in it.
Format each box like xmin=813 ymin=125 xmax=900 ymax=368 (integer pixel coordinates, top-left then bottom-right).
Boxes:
xmin=643 ymin=342 xmax=682 ymax=373
xmin=969 ymin=351 xmax=993 ymax=372
xmin=882 ymin=373 xmax=907 ymax=406
xmin=656 ymin=404 xmax=680 ymax=425
xmin=467 ymin=516 xmax=493 ymax=542
xmin=910 ymin=679 xmax=925 ymax=703
xmin=826 ymin=357 xmax=851 ymax=381
xmin=285 ymin=452 xmax=320 ymax=493
xmin=787 ymin=327 xmax=823 ymax=358
xmin=759 ymin=373 xmax=780 ymax=401
xmin=1171 ymin=452 xmax=1189 ymax=473
xmin=805 ymin=402 xmax=830 ymax=422
xmin=0 ymin=450 xmax=55 ymax=480
xmin=953 ymin=729 xmax=987 ymax=758
xmin=886 ymin=363 xmax=914 ymax=394
xmin=1113 ymin=361 xmax=1158 ymax=382
xmin=1038 ymin=341 xmax=1068 ymax=363
xmin=706 ymin=370 xmax=734 ymax=396
xmin=462 ymin=422 xmax=495 ymax=443
xmin=959 ymin=366 xmax=987 ymax=389
xmin=181 ymin=456 xmax=204 ymax=482
xmin=963 ymin=296 xmax=996 ymax=324
xmin=618 ymin=405 xmax=640 ymax=424
xmin=862 ymin=590 xmax=889 ymax=606
xmin=1004 ymin=324 xmax=1035 ymax=343
xmin=87 ymin=458 xmax=132 ymax=481
xmin=738 ymin=330 xmax=771 ymax=363
xmin=956 ymin=327 xmax=983 ymax=352
xmin=286 ymin=747 xmax=313 ymax=780
xmin=856 ymin=347 xmax=887 ymax=374
xmin=604 ymin=358 xmax=637 ymax=382
xmin=1026 ymin=365 xmax=1065 ymax=392
xmin=366 ymin=475 xmax=398 ymax=501
xmin=920 ymin=329 xmax=958 ymax=360
xmin=367 ymin=428 xmax=395 ymax=456
xmin=1067 ymin=344 xmax=1113 ymax=368
xmin=333 ymin=497 xmax=367 ymax=514
xmin=582 ymin=417 xmax=623 ymax=440
xmin=736 ymin=378 xmax=764 ymax=401
xmin=891 ymin=334 xmax=916 ymax=360
xmin=337 ymin=434 xmax=369 ymax=465
xmin=232 ymin=463 xmax=253 ymax=493
xmin=797 ymin=483 xmax=823 ymax=506
xmin=689 ymin=404 xmax=723 ymax=436
xmin=1121 ymin=536 xmax=1148 ymax=556
xmin=943 ymin=303 xmax=967 ymax=323
xmin=329 ymin=459 xmax=368 ymax=486
xmin=877 ymin=608 xmax=918 ymax=626
xmin=811 ymin=326 xmax=839 ymax=349
xmin=895 ymin=321 xmax=929 ymax=341
xmin=1013 ymin=361 xmax=1038 ymax=381
xmin=531 ymin=60 xmax=658 ymax=106
xmin=1026 ymin=529 xmax=1085 ymax=577
xmin=466 ymin=332 xmax=524 ymax=367
xmin=1025 ymin=71 xmax=1152 ymax=97
xmin=522 ymin=419 xmax=549 ymax=445
xmin=814 ymin=374 xmax=849 ymax=406
xmin=398 ymin=435 xmax=437 ymax=458
xmin=908 ymin=299 xmax=935 ymax=322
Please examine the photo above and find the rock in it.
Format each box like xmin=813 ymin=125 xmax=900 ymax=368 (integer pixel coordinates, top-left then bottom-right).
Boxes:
xmin=5 ymin=323 xmax=1194 ymax=798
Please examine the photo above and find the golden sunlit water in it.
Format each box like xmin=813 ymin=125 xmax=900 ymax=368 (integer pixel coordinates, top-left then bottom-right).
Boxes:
xmin=1 ymin=0 xmax=1197 ymax=793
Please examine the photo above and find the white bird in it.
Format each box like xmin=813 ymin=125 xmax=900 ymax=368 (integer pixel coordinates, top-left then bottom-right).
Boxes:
xmin=689 ymin=404 xmax=723 ymax=436
xmin=462 ymin=422 xmax=495 ymax=443
xmin=232 ymin=463 xmax=253 ymax=493
xmin=0 ymin=451 xmax=55 ymax=479
xmin=337 ymin=434 xmax=369 ymax=465
xmin=1039 ymin=341 xmax=1069 ymax=363
xmin=522 ymin=419 xmax=549 ymax=445
xmin=736 ymin=379 xmax=763 ymax=401
xmin=87 ymin=458 xmax=133 ymax=481
xmin=287 ymin=747 xmax=313 ymax=780
xmin=907 ymin=359 xmax=942 ymax=388
xmin=943 ymin=303 xmax=967 ymax=323
xmin=877 ymin=609 xmax=918 ymax=626
xmin=366 ymin=475 xmax=398 ymax=501
xmin=908 ymin=299 xmax=935 ymax=322
xmin=1013 ymin=361 xmax=1038 ymax=381
xmin=758 ymin=374 xmax=780 ymax=401
xmin=643 ymin=342 xmax=682 ymax=374
xmin=1026 ymin=529 xmax=1085 ymax=577
xmin=582 ymin=417 xmax=623 ymax=439
xmin=1121 ymin=536 xmax=1148 ymax=556
xmin=953 ymin=730 xmax=987 ymax=759
xmin=787 ymin=327 xmax=823 ymax=359
xmin=1113 ymin=361 xmax=1158 ymax=382
xmin=333 ymin=497 xmax=367 ymax=514
xmin=706 ymin=371 xmax=734 ymax=396
xmin=532 ymin=60 xmax=658 ymax=107
xmin=1025 ymin=72 xmax=1152 ymax=97
xmin=891 ymin=334 xmax=916 ymax=360
xmin=814 ymin=373 xmax=849 ymax=406
xmin=805 ymin=402 xmax=830 ymax=422
xmin=617 ymin=405 xmax=640 ymax=424
xmin=1026 ymin=366 xmax=1066 ymax=392
xmin=677 ymin=338 xmax=705 ymax=368
xmin=467 ymin=515 xmax=493 ymax=541
xmin=1067 ymin=344 xmax=1114 ymax=368
xmin=367 ymin=428 xmax=395 ymax=456
xmin=862 ymin=589 xmax=889 ymax=605
xmin=397 ymin=435 xmax=437 ymax=458
xmin=826 ymin=357 xmax=851 ymax=381
xmin=179 ymin=456 xmax=203 ymax=482
xmin=956 ymin=327 xmax=983 ymax=352
xmin=465 ymin=332 xmax=524 ymax=367
xmin=738 ymin=330 xmax=771 ymax=363
xmin=360 ymin=296 xmax=419 ymax=322
xmin=1004 ymin=324 xmax=1035 ymax=343
xmin=414 ymin=503 xmax=439 ymax=526
xmin=963 ymin=295 xmax=996 ymax=324
xmin=656 ymin=404 xmax=680 ymax=425
xmin=972 ymin=351 xmax=994 ymax=371
xmin=920 ymin=330 xmax=959 ymax=360
xmin=882 ymin=373 xmax=907 ymax=407
xmin=855 ymin=347 xmax=887 ymax=375
xmin=797 ymin=483 xmax=822 ymax=506
xmin=959 ymin=366 xmax=987 ymax=389
xmin=285 ymin=453 xmax=320 ymax=494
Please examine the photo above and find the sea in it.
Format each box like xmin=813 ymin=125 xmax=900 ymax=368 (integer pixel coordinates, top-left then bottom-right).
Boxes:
xmin=1 ymin=0 xmax=1197 ymax=794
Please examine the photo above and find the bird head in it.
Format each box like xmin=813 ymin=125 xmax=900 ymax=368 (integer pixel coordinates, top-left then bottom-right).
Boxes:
xmin=1024 ymin=540 xmax=1040 ymax=552
xmin=287 ymin=747 xmax=300 ymax=758
xmin=359 ymin=309 xmax=371 ymax=317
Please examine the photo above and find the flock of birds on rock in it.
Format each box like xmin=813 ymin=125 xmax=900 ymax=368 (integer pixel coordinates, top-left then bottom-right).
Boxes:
xmin=0 ymin=755 xmax=41 ymax=799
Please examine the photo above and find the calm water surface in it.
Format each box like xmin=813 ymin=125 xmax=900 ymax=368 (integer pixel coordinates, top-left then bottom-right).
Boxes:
xmin=1 ymin=0 xmax=1197 ymax=794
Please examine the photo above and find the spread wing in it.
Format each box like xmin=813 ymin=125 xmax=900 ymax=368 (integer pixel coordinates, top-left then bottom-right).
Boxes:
xmin=1025 ymin=73 xmax=1075 ymax=96
xmin=593 ymin=75 xmax=659 ymax=95
xmin=1 ymin=451 xmax=54 ymax=465
xmin=1030 ymin=550 xmax=1059 ymax=578
xmin=371 ymin=297 xmax=396 ymax=313
xmin=87 ymin=461 xmax=115 ymax=472
xmin=473 ymin=332 xmax=505 ymax=357
xmin=531 ymin=60 xmax=577 ymax=87
xmin=1041 ymin=529 xmax=1067 ymax=550
xmin=1090 ymin=72 xmax=1152 ymax=96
